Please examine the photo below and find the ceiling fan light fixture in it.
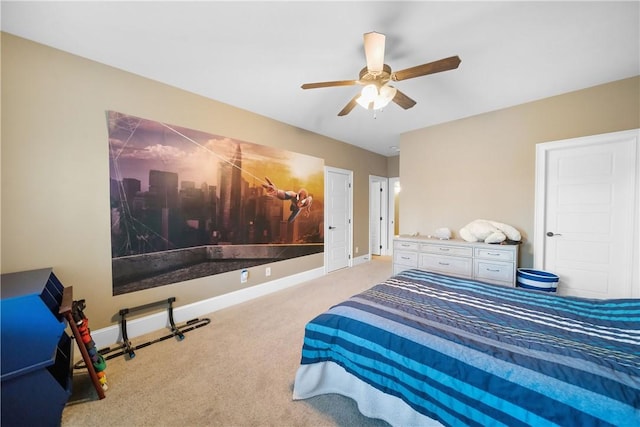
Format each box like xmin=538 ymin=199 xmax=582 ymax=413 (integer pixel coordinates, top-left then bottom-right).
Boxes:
xmin=372 ymin=97 xmax=389 ymax=111
xmin=361 ymin=84 xmax=378 ymax=100
xmin=356 ymin=84 xmax=378 ymax=109
xmin=374 ymin=85 xmax=397 ymax=109
xmin=356 ymin=98 xmax=374 ymax=110
xmin=356 ymin=84 xmax=396 ymax=111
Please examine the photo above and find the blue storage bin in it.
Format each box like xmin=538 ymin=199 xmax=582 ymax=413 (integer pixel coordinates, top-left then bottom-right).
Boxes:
xmin=517 ymin=268 xmax=559 ymax=292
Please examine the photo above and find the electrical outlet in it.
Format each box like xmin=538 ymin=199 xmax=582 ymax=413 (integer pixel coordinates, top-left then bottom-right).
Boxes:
xmin=355 ymin=246 xmax=359 ymax=253
xmin=265 ymin=267 xmax=271 ymax=277
xmin=240 ymin=269 xmax=248 ymax=283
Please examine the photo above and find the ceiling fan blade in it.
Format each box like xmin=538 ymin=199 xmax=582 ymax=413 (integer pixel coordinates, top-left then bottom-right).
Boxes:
xmin=301 ymin=80 xmax=359 ymax=90
xmin=338 ymin=95 xmax=359 ymax=116
xmin=392 ymin=56 xmax=461 ymax=81
xmin=364 ymin=31 xmax=385 ymax=73
xmin=392 ymin=89 xmax=417 ymax=110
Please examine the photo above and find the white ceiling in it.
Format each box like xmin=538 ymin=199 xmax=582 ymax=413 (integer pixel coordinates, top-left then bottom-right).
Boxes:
xmin=2 ymin=1 xmax=639 ymax=156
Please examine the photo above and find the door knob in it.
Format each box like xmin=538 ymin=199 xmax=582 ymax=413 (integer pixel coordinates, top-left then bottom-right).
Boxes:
xmin=546 ymin=231 xmax=562 ymax=237
xmin=329 ymin=226 xmax=336 ymax=230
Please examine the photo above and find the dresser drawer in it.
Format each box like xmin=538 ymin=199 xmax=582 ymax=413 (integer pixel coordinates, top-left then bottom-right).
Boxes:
xmin=421 ymin=244 xmax=473 ymax=258
xmin=394 ymin=251 xmax=418 ymax=268
xmin=474 ymin=247 xmax=515 ymax=262
xmin=474 ymin=260 xmax=514 ymax=284
xmin=394 ymin=240 xmax=419 ymax=251
xmin=419 ymin=254 xmax=472 ymax=278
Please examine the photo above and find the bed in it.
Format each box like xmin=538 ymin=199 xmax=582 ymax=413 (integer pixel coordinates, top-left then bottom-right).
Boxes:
xmin=292 ymin=269 xmax=640 ymax=427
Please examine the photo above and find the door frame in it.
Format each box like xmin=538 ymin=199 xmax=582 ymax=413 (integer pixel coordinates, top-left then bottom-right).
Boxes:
xmin=533 ymin=129 xmax=640 ymax=297
xmin=388 ymin=177 xmax=400 ymax=254
xmin=324 ymin=166 xmax=353 ymax=272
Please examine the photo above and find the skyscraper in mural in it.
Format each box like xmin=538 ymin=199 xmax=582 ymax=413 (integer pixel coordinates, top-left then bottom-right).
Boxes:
xmin=218 ymin=144 xmax=243 ymax=243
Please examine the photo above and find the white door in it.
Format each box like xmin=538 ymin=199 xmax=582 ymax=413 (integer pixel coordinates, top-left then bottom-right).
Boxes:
xmin=370 ymin=180 xmax=382 ymax=255
xmin=325 ymin=167 xmax=352 ymax=272
xmin=369 ymin=176 xmax=388 ymax=256
xmin=534 ymin=129 xmax=638 ymax=299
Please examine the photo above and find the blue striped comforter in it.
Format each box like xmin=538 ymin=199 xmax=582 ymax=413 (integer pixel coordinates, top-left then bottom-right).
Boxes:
xmin=299 ymin=269 xmax=640 ymax=426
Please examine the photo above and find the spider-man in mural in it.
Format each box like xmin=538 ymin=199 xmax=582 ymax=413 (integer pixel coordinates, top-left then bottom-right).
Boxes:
xmin=262 ymin=176 xmax=312 ymax=223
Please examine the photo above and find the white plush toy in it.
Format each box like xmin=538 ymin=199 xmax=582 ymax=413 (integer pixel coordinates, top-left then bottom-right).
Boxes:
xmin=459 ymin=219 xmax=521 ymax=244
xmin=433 ymin=227 xmax=452 ymax=240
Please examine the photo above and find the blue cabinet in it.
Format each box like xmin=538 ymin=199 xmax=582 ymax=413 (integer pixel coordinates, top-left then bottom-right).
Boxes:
xmin=1 ymin=268 xmax=73 ymax=427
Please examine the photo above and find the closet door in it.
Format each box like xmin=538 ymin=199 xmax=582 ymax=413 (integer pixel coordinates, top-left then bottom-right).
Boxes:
xmin=325 ymin=167 xmax=352 ymax=272
xmin=534 ymin=129 xmax=639 ymax=299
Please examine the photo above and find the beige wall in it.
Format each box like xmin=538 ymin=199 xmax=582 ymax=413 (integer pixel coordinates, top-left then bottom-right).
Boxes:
xmin=387 ymin=155 xmax=399 ymax=177
xmin=400 ymin=76 xmax=640 ymax=268
xmin=0 ymin=33 xmax=389 ymax=328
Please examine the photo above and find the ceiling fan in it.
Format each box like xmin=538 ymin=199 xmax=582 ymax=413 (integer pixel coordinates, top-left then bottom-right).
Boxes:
xmin=301 ymin=32 xmax=461 ymax=116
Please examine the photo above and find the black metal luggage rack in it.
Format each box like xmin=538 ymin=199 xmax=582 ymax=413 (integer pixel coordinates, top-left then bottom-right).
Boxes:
xmin=74 ymin=297 xmax=210 ymax=368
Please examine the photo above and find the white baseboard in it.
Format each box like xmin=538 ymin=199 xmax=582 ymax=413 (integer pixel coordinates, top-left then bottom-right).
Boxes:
xmin=90 ymin=266 xmax=325 ymax=350
xmin=352 ymin=254 xmax=371 ymax=266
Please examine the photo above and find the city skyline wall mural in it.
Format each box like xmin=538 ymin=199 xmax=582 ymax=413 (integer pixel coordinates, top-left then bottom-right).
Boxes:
xmin=108 ymin=111 xmax=324 ymax=295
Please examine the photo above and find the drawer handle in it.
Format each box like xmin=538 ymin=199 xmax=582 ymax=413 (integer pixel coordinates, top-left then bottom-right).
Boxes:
xmin=439 ymin=248 xmax=450 ymax=251
xmin=438 ymin=262 xmax=450 ymax=266
xmin=486 ymin=268 xmax=501 ymax=272
xmin=401 ymin=256 xmax=411 ymax=260
xmin=486 ymin=252 xmax=501 ymax=256
xmin=401 ymin=244 xmax=411 ymax=247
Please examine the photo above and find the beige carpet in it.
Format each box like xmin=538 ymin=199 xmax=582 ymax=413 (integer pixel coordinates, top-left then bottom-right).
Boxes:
xmin=62 ymin=257 xmax=394 ymax=427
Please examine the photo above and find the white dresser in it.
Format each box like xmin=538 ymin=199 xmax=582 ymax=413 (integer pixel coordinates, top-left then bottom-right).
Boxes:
xmin=393 ymin=236 xmax=519 ymax=287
